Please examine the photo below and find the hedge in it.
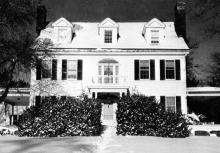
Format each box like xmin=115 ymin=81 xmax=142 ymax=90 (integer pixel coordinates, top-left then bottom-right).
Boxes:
xmin=18 ymin=96 xmax=102 ymax=137
xmin=116 ymin=95 xmax=190 ymax=138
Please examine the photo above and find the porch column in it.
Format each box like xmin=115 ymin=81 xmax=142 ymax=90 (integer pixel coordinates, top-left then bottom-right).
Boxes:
xmin=113 ymin=103 xmax=117 ymax=126
xmin=11 ymin=105 xmax=14 ymax=125
xmin=181 ymin=95 xmax=188 ymax=114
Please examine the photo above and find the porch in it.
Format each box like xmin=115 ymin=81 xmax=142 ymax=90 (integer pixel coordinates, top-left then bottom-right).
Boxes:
xmin=0 ymin=88 xmax=30 ymax=126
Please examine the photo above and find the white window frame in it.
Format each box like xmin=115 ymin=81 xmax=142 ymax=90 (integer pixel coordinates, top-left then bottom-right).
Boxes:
xmin=104 ymin=30 xmax=113 ymax=43
xmin=98 ymin=63 xmax=119 ymax=84
xmin=151 ymin=30 xmax=159 ymax=45
xmin=41 ymin=60 xmax=52 ymax=79
xmin=165 ymin=60 xmax=176 ymax=80
xmin=67 ymin=60 xmax=77 ymax=80
xmin=165 ymin=96 xmax=176 ymax=113
xmin=58 ymin=28 xmax=68 ymax=43
xmin=139 ymin=60 xmax=150 ymax=80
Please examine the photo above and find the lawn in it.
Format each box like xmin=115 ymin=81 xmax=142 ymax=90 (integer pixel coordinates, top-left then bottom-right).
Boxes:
xmin=0 ymin=135 xmax=220 ymax=153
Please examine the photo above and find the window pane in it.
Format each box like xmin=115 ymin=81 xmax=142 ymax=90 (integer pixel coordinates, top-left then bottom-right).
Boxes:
xmin=166 ymin=60 xmax=175 ymax=79
xmin=67 ymin=60 xmax=77 ymax=79
xmin=151 ymin=30 xmax=159 ymax=44
xmin=104 ymin=30 xmax=112 ymax=43
xmin=139 ymin=60 xmax=149 ymax=79
xmin=98 ymin=66 xmax=102 ymax=75
xmin=115 ymin=66 xmax=119 ymax=75
xmin=104 ymin=66 xmax=113 ymax=75
xmin=58 ymin=29 xmax=67 ymax=42
xmin=166 ymin=97 xmax=176 ymax=112
xmin=104 ymin=76 xmax=113 ymax=83
xmin=42 ymin=60 xmax=51 ymax=79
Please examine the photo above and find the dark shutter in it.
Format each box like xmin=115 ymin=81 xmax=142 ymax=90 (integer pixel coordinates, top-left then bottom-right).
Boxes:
xmin=77 ymin=60 xmax=83 ymax=80
xmin=134 ymin=60 xmax=139 ymax=80
xmin=160 ymin=60 xmax=165 ymax=80
xmin=62 ymin=59 xmax=67 ymax=80
xmin=52 ymin=59 xmax=57 ymax=80
xmin=175 ymin=60 xmax=181 ymax=80
xmin=150 ymin=60 xmax=155 ymax=80
xmin=160 ymin=96 xmax=165 ymax=111
xmin=36 ymin=59 xmax=42 ymax=80
xmin=176 ymin=96 xmax=181 ymax=113
xmin=35 ymin=96 xmax=41 ymax=108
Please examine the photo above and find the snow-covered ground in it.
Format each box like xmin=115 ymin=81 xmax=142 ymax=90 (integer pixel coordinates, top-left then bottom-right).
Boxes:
xmin=0 ymin=133 xmax=220 ymax=153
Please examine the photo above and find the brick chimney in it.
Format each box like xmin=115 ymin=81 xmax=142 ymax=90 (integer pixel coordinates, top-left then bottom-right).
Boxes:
xmin=174 ymin=1 xmax=186 ymax=41
xmin=36 ymin=5 xmax=47 ymax=36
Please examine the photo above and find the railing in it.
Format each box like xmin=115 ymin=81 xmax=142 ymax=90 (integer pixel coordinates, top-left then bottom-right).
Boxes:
xmin=92 ymin=76 xmax=127 ymax=85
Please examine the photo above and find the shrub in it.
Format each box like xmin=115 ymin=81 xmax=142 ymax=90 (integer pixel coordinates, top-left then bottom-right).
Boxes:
xmin=18 ymin=96 xmax=102 ymax=137
xmin=116 ymin=95 xmax=190 ymax=138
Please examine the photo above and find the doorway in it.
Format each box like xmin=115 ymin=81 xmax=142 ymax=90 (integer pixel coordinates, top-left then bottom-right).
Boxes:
xmin=97 ymin=92 xmax=119 ymax=122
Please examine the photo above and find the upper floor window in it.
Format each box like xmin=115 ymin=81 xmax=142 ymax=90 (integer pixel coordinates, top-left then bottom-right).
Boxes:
xmin=62 ymin=59 xmax=83 ymax=80
xmin=42 ymin=60 xmax=52 ymax=79
xmin=98 ymin=59 xmax=119 ymax=84
xmin=135 ymin=60 xmax=155 ymax=80
xmin=165 ymin=97 xmax=176 ymax=112
xmin=67 ymin=60 xmax=77 ymax=79
xmin=139 ymin=60 xmax=150 ymax=79
xmin=165 ymin=60 xmax=175 ymax=79
xmin=151 ymin=30 xmax=159 ymax=44
xmin=104 ymin=30 xmax=112 ymax=43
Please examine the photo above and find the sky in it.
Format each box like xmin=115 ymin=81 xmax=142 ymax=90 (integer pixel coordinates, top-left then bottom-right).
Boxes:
xmin=42 ymin=0 xmax=220 ymax=84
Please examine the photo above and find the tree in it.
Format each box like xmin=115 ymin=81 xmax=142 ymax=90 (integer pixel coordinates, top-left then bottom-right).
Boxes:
xmin=208 ymin=52 xmax=220 ymax=87
xmin=0 ymin=0 xmax=51 ymax=104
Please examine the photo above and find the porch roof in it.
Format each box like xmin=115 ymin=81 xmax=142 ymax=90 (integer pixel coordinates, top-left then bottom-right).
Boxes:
xmin=187 ymin=87 xmax=220 ymax=96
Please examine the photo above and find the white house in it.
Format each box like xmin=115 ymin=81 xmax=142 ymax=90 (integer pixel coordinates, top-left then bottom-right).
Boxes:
xmin=30 ymin=13 xmax=189 ymax=124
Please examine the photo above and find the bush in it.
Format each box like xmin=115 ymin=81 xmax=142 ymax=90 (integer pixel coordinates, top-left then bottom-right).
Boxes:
xmin=116 ymin=95 xmax=190 ymax=138
xmin=18 ymin=96 xmax=102 ymax=137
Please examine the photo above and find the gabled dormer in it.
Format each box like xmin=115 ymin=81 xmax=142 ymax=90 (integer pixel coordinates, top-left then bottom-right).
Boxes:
xmin=142 ymin=18 xmax=166 ymax=45
xmin=98 ymin=18 xmax=119 ymax=44
xmin=52 ymin=17 xmax=73 ymax=44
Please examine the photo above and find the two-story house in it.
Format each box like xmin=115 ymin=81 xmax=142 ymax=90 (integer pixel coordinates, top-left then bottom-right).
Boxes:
xmin=31 ymin=3 xmax=189 ymax=124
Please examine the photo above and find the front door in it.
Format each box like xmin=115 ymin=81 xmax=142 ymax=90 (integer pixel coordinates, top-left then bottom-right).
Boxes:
xmin=98 ymin=92 xmax=119 ymax=124
xmin=103 ymin=104 xmax=113 ymax=120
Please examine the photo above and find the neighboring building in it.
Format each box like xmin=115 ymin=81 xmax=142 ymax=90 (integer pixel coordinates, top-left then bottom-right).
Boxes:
xmin=30 ymin=3 xmax=189 ymax=124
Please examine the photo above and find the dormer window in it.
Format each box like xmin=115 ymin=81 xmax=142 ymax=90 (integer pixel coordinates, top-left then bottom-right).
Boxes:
xmin=58 ymin=28 xmax=68 ymax=43
xmin=151 ymin=30 xmax=159 ymax=44
xmin=104 ymin=30 xmax=112 ymax=43
xmin=98 ymin=18 xmax=119 ymax=44
xmin=143 ymin=18 xmax=165 ymax=45
xmin=52 ymin=17 xmax=73 ymax=44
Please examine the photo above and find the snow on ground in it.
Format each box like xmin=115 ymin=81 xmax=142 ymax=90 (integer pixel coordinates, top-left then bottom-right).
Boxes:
xmin=0 ymin=136 xmax=100 ymax=153
xmin=0 ymin=132 xmax=220 ymax=153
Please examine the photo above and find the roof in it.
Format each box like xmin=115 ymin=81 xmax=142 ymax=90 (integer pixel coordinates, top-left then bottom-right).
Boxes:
xmin=39 ymin=18 xmax=189 ymax=50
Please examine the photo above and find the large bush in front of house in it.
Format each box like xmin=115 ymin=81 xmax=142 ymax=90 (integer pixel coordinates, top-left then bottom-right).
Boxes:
xmin=116 ymin=95 xmax=190 ymax=138
xmin=18 ymin=96 xmax=102 ymax=137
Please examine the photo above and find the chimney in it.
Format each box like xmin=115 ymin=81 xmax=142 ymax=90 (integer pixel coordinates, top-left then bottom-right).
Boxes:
xmin=36 ymin=5 xmax=47 ymax=36
xmin=174 ymin=1 xmax=186 ymax=41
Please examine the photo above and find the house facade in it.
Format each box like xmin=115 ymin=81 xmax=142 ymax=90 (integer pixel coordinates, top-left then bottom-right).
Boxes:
xmin=30 ymin=10 xmax=189 ymax=123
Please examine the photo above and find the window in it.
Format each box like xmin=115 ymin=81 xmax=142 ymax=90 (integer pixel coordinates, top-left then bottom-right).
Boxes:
xmin=151 ymin=30 xmax=159 ymax=44
xmin=104 ymin=30 xmax=112 ymax=43
xmin=165 ymin=97 xmax=176 ymax=112
xmin=58 ymin=29 xmax=68 ymax=42
xmin=67 ymin=60 xmax=77 ymax=79
xmin=42 ymin=60 xmax=51 ymax=79
xmin=165 ymin=60 xmax=175 ymax=79
xmin=139 ymin=60 xmax=150 ymax=79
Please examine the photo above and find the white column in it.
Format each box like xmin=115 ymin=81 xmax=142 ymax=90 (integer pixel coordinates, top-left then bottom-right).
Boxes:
xmin=181 ymin=95 xmax=187 ymax=114
xmin=113 ymin=103 xmax=117 ymax=126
